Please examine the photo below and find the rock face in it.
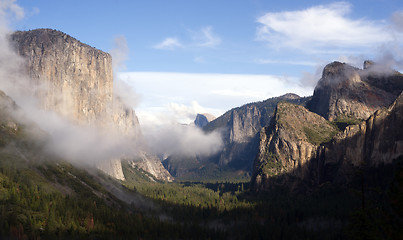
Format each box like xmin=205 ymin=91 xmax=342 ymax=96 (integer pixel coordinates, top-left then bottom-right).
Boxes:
xmin=307 ymin=61 xmax=403 ymax=121
xmin=0 ymin=90 xmax=18 ymax=128
xmin=10 ymin=29 xmax=171 ymax=181
xmin=319 ymin=92 xmax=403 ymax=184
xmin=162 ymin=93 xmax=310 ymax=180
xmin=252 ymin=70 xmax=403 ymax=192
xmin=11 ymin=29 xmax=138 ymax=132
xmin=130 ymin=152 xmax=174 ymax=182
xmin=0 ymin=89 xmax=46 ymax=149
xmin=194 ymin=113 xmax=216 ymax=128
xmin=204 ymin=93 xmax=309 ymax=171
xmin=251 ymin=102 xmax=337 ymax=191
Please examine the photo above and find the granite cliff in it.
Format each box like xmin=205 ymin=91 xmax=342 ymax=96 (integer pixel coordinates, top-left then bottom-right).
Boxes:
xmin=252 ymin=61 xmax=403 ymax=192
xmin=10 ymin=29 xmax=171 ymax=182
xmin=307 ymin=61 xmax=403 ymax=121
xmin=251 ymin=101 xmax=337 ymax=189
xmin=163 ymin=93 xmax=310 ymax=180
xmin=11 ymin=29 xmax=138 ymax=132
xmin=318 ymin=91 xmax=403 ymax=183
xmin=203 ymin=93 xmax=309 ymax=171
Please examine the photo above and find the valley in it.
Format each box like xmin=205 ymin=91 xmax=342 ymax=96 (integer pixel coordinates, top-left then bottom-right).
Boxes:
xmin=0 ymin=27 xmax=401 ymax=240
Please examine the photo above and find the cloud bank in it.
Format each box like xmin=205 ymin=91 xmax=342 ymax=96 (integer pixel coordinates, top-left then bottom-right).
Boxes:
xmin=143 ymin=122 xmax=223 ymax=158
xmin=0 ymin=2 xmax=221 ymax=166
xmin=119 ymin=71 xmax=313 ymax=125
xmin=256 ymin=2 xmax=391 ymax=52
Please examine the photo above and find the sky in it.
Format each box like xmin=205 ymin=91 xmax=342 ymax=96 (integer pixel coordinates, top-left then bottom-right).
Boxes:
xmin=8 ymin=0 xmax=403 ymax=124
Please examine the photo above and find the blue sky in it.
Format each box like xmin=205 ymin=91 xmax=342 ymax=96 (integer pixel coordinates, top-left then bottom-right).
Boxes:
xmin=8 ymin=0 xmax=403 ymax=124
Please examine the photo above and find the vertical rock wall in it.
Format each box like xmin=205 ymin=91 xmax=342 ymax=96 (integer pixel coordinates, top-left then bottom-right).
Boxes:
xmin=10 ymin=29 xmax=170 ymax=181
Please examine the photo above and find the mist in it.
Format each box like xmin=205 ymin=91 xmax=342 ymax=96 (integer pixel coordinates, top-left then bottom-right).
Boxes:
xmin=137 ymin=101 xmax=224 ymax=158
xmin=109 ymin=36 xmax=224 ymax=159
xmin=0 ymin=3 xmax=142 ymax=167
xmin=110 ymin=35 xmax=141 ymax=110
xmin=142 ymin=121 xmax=223 ymax=158
xmin=0 ymin=1 xmax=223 ymax=169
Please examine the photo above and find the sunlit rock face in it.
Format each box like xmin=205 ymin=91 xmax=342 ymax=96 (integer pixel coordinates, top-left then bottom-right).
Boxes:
xmin=251 ymin=102 xmax=337 ymax=191
xmin=307 ymin=61 xmax=403 ymax=121
xmin=203 ymin=93 xmax=309 ymax=172
xmin=11 ymin=29 xmax=139 ymax=131
xmin=252 ymin=90 xmax=403 ymax=192
xmin=10 ymin=29 xmax=172 ymax=181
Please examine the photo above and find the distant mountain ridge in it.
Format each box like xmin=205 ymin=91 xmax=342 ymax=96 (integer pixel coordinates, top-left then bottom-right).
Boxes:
xmin=203 ymin=93 xmax=308 ymax=170
xmin=163 ymin=93 xmax=310 ymax=180
xmin=194 ymin=113 xmax=216 ymax=128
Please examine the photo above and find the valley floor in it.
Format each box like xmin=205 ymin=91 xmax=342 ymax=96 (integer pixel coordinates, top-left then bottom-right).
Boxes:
xmin=0 ymin=145 xmax=401 ymax=239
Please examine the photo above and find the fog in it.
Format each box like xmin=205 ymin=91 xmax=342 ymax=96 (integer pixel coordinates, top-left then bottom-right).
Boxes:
xmin=143 ymin=121 xmax=223 ymax=158
xmin=0 ymin=3 xmax=140 ymax=167
xmin=109 ymin=35 xmax=224 ymax=159
xmin=0 ymin=1 xmax=223 ymax=169
xmin=110 ymin=35 xmax=141 ymax=110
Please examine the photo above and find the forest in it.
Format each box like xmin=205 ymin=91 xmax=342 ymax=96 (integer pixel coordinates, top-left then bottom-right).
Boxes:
xmin=0 ymin=106 xmax=401 ymax=239
xmin=0 ymin=147 xmax=402 ymax=239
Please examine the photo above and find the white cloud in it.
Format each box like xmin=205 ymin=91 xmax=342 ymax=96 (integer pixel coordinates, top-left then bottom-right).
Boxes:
xmin=154 ymin=37 xmax=183 ymax=50
xmin=154 ymin=26 xmax=221 ymax=50
xmin=299 ymin=64 xmax=326 ymax=88
xmin=143 ymin=121 xmax=223 ymax=158
xmin=391 ymin=11 xmax=403 ymax=33
xmin=256 ymin=2 xmax=391 ymax=52
xmin=124 ymin=100 xmax=223 ymax=158
xmin=0 ymin=0 xmax=24 ymax=20
xmin=110 ymin=35 xmax=129 ymax=71
xmin=168 ymin=101 xmax=207 ymax=123
xmin=118 ymin=72 xmax=313 ymax=125
xmin=192 ymin=26 xmax=221 ymax=47
xmin=109 ymin=36 xmax=140 ymax=109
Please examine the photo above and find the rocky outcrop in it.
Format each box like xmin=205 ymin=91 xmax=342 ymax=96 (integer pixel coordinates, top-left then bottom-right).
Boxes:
xmin=0 ymin=89 xmax=47 ymax=150
xmin=251 ymin=102 xmax=337 ymax=191
xmin=10 ymin=29 xmax=171 ymax=181
xmin=307 ymin=61 xmax=403 ymax=121
xmin=252 ymin=61 xmax=403 ymax=191
xmin=129 ymin=152 xmax=173 ymax=182
xmin=319 ymin=91 xmax=403 ymax=184
xmin=97 ymin=158 xmax=126 ymax=181
xmin=204 ymin=93 xmax=309 ymax=170
xmin=11 ymin=29 xmax=139 ymax=132
xmin=194 ymin=113 xmax=216 ymax=128
xmin=161 ymin=94 xmax=309 ymax=180
xmin=252 ymin=91 xmax=403 ymax=192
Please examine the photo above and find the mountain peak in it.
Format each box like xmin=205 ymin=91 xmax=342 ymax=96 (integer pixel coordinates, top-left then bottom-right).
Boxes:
xmin=194 ymin=113 xmax=216 ymax=128
xmin=363 ymin=60 xmax=374 ymax=69
xmin=319 ymin=61 xmax=360 ymax=87
xmin=280 ymin=93 xmax=300 ymax=100
xmin=10 ymin=28 xmax=172 ymax=182
xmin=307 ymin=61 xmax=402 ymax=121
xmin=12 ymin=28 xmax=105 ymax=56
